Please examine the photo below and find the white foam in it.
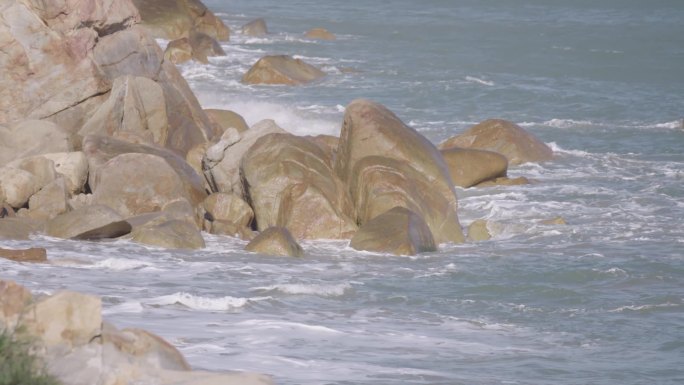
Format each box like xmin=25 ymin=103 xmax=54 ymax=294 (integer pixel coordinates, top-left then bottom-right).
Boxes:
xmin=237 ymin=319 xmax=343 ymax=334
xmin=608 ymin=302 xmax=680 ymax=313
xmin=546 ymin=142 xmax=592 ymax=157
xmin=252 ymin=283 xmax=351 ymax=297
xmin=91 ymin=258 xmax=151 ymax=271
xmin=146 ymin=292 xmax=250 ymax=311
xmin=464 ymin=76 xmax=495 ymax=86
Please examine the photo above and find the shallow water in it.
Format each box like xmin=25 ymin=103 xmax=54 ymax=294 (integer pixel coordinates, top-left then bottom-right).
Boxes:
xmin=3 ymin=1 xmax=684 ymax=384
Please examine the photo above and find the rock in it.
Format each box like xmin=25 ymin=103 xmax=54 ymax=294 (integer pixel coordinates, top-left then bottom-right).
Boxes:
xmin=467 ymin=219 xmax=491 ymax=242
xmin=474 ymin=176 xmax=530 ymax=188
xmin=103 ymin=325 xmax=190 ymax=371
xmin=0 ymin=280 xmax=33 ymax=331
xmin=241 ymin=18 xmax=268 ymax=36
xmin=39 ymin=152 xmax=89 ymax=195
xmin=350 ymin=207 xmax=436 ymax=256
xmin=305 ymin=134 xmax=339 ymax=166
xmin=201 ymin=193 xmax=254 ymax=228
xmin=68 ymin=193 xmax=94 ymax=211
xmin=84 ymin=137 xmax=207 ymax=211
xmin=132 ymin=0 xmax=230 ymax=41
xmin=164 ymin=38 xmax=194 ymax=64
xmin=0 ymin=167 xmax=42 ymax=208
xmin=540 ymin=216 xmax=567 ymax=225
xmin=80 ymin=76 xmax=169 ymax=147
xmin=0 ymin=247 xmax=48 ymax=263
xmin=242 ymin=55 xmax=326 ymax=85
xmin=28 ymin=178 xmax=69 ymax=220
xmin=6 ymin=156 xmax=58 ymax=191
xmin=304 ymin=27 xmax=336 ymax=40
xmin=0 ymin=202 xmax=14 ymax=218
xmin=245 ymin=227 xmax=304 ymax=257
xmin=46 ymin=204 xmax=132 ymax=240
xmin=439 ymin=119 xmax=553 ymax=165
xmin=350 ymin=156 xmax=462 ymax=244
xmin=241 ymin=133 xmax=357 ymax=239
xmin=188 ymin=30 xmax=225 ymax=63
xmin=0 ymin=218 xmax=43 ymax=240
xmin=440 ymin=147 xmax=508 ymax=188
xmin=205 ymin=119 xmax=287 ymax=195
xmin=204 ymin=109 xmax=249 ymax=133
xmin=0 ymin=120 xmax=74 ymax=166
xmin=132 ymin=219 xmax=205 ymax=249
xmin=335 ymin=99 xmax=464 ymax=243
xmin=22 ymin=291 xmax=102 ymax=348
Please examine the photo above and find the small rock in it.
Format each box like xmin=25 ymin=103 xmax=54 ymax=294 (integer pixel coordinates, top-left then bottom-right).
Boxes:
xmin=245 ymin=227 xmax=304 ymax=257
xmin=467 ymin=219 xmax=491 ymax=242
xmin=0 ymin=247 xmax=47 ymax=263
xmin=132 ymin=219 xmax=205 ymax=249
xmin=242 ymin=18 xmax=268 ymax=36
xmin=242 ymin=55 xmax=326 ymax=85
xmin=304 ymin=27 xmax=336 ymax=40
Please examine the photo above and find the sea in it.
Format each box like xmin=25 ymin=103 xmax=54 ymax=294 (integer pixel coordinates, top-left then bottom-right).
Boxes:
xmin=2 ymin=1 xmax=684 ymax=384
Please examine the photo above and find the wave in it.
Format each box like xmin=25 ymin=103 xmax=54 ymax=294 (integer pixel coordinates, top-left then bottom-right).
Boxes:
xmin=145 ymin=292 xmax=254 ymax=311
xmin=464 ymin=76 xmax=495 ymax=87
xmin=519 ymin=118 xmax=683 ymax=130
xmin=251 ymin=282 xmax=351 ymax=297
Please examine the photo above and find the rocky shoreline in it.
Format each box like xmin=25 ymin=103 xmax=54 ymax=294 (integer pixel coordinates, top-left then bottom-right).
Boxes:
xmin=1 ymin=0 xmax=557 ymax=383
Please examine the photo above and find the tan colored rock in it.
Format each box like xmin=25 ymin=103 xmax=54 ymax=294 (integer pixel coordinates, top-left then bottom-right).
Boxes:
xmin=22 ymin=291 xmax=102 ymax=348
xmin=304 ymin=28 xmax=336 ymax=40
xmin=132 ymin=219 xmax=205 ymax=249
xmin=103 ymin=325 xmax=190 ymax=371
xmin=201 ymin=193 xmax=254 ymax=227
xmin=0 ymin=167 xmax=42 ymax=208
xmin=204 ymin=109 xmax=249 ymax=133
xmin=474 ymin=176 xmax=530 ymax=188
xmin=350 ymin=156 xmax=462 ymax=244
xmin=335 ymin=99 xmax=464 ymax=243
xmin=39 ymin=152 xmax=89 ymax=195
xmin=242 ymin=55 xmax=326 ymax=85
xmin=0 ymin=202 xmax=14 ymax=218
xmin=205 ymin=119 xmax=287 ymax=195
xmin=241 ymin=133 xmax=357 ymax=239
xmin=0 ymin=279 xmax=33 ymax=331
xmin=46 ymin=204 xmax=132 ymax=240
xmin=467 ymin=219 xmax=492 ymax=242
xmin=6 ymin=156 xmax=58 ymax=191
xmin=245 ymin=227 xmax=304 ymax=257
xmin=305 ymin=134 xmax=339 ymax=166
xmin=164 ymin=37 xmax=193 ymax=64
xmin=540 ymin=216 xmax=567 ymax=225
xmin=81 ymin=75 xmax=169 ymax=147
xmin=350 ymin=207 xmax=436 ymax=256
xmin=188 ymin=30 xmax=225 ymax=63
xmin=0 ymin=120 xmax=74 ymax=166
xmin=133 ymin=0 xmax=230 ymax=41
xmin=28 ymin=178 xmax=69 ymax=220
xmin=440 ymin=147 xmax=508 ymax=188
xmin=242 ymin=18 xmax=268 ymax=36
xmin=0 ymin=247 xmax=47 ymax=263
xmin=439 ymin=119 xmax=553 ymax=165
xmin=0 ymin=218 xmax=43 ymax=240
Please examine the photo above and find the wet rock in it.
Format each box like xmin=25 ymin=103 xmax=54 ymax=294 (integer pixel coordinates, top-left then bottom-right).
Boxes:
xmin=540 ymin=216 xmax=567 ymax=225
xmin=188 ymin=30 xmax=226 ymax=63
xmin=103 ymin=325 xmax=191 ymax=371
xmin=132 ymin=0 xmax=230 ymax=41
xmin=440 ymin=147 xmax=508 ymax=188
xmin=304 ymin=27 xmax=336 ymax=40
xmin=204 ymin=109 xmax=250 ymax=133
xmin=245 ymin=227 xmax=304 ymax=257
xmin=46 ymin=204 xmax=131 ymax=240
xmin=241 ymin=18 xmax=268 ymax=36
xmin=132 ymin=219 xmax=205 ymax=249
xmin=439 ymin=119 xmax=553 ymax=165
xmin=467 ymin=219 xmax=491 ymax=242
xmin=350 ymin=207 xmax=436 ymax=256
xmin=242 ymin=55 xmax=326 ymax=85
xmin=0 ymin=218 xmax=43 ymax=240
xmin=0 ymin=247 xmax=47 ymax=263
xmin=164 ymin=38 xmax=193 ymax=64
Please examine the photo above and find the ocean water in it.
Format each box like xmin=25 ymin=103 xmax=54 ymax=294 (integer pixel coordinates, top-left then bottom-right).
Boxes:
xmin=3 ymin=1 xmax=684 ymax=384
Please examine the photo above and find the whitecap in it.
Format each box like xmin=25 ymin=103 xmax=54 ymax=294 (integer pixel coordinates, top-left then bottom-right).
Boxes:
xmin=146 ymin=292 xmax=250 ymax=311
xmin=90 ymin=258 xmax=151 ymax=271
xmin=236 ymin=319 xmax=343 ymax=334
xmin=251 ymin=282 xmax=351 ymax=297
xmin=608 ymin=302 xmax=680 ymax=313
xmin=464 ymin=76 xmax=494 ymax=86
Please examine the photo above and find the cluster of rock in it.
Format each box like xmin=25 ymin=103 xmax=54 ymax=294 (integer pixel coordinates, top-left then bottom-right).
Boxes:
xmin=0 ymin=280 xmax=272 ymax=385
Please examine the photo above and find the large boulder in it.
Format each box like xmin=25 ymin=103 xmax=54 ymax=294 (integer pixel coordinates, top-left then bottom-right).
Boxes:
xmin=83 ymin=135 xmax=207 ymax=207
xmin=440 ymin=147 xmax=508 ymax=188
xmin=187 ymin=31 xmax=226 ymax=64
xmin=103 ymin=325 xmax=190 ymax=371
xmin=304 ymin=28 xmax=336 ymax=40
xmin=91 ymin=153 xmax=204 ymax=218
xmin=241 ymin=18 xmax=268 ymax=36
xmin=0 ymin=218 xmax=43 ymax=240
xmin=335 ymin=99 xmax=464 ymax=243
xmin=0 ymin=120 xmax=75 ymax=166
xmin=241 ymin=133 xmax=357 ymax=239
xmin=132 ymin=219 xmax=205 ymax=249
xmin=204 ymin=119 xmax=287 ymax=195
xmin=40 ymin=152 xmax=89 ymax=195
xmin=164 ymin=38 xmax=193 ymax=64
xmin=28 ymin=177 xmax=69 ymax=220
xmin=350 ymin=156 xmax=462 ymax=244
xmin=350 ymin=207 xmax=436 ymax=256
xmin=242 ymin=55 xmax=326 ymax=86
xmin=132 ymin=0 xmax=230 ymax=41
xmin=0 ymin=280 xmax=33 ymax=331
xmin=204 ymin=109 xmax=249 ymax=133
xmin=200 ymin=193 xmax=254 ymax=228
xmin=46 ymin=204 xmax=132 ymax=240
xmin=245 ymin=227 xmax=304 ymax=257
xmin=439 ymin=119 xmax=553 ymax=165
xmin=0 ymin=167 xmax=42 ymax=208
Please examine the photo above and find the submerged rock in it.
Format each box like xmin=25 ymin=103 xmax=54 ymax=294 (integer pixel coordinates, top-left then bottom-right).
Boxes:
xmin=204 ymin=109 xmax=250 ymax=133
xmin=350 ymin=207 xmax=436 ymax=256
xmin=0 ymin=247 xmax=47 ymax=263
xmin=241 ymin=18 xmax=268 ymax=36
xmin=440 ymin=147 xmax=508 ymax=188
xmin=304 ymin=27 xmax=336 ymax=40
xmin=245 ymin=227 xmax=304 ymax=257
xmin=467 ymin=219 xmax=492 ymax=242
xmin=242 ymin=55 xmax=326 ymax=85
xmin=132 ymin=219 xmax=205 ymax=249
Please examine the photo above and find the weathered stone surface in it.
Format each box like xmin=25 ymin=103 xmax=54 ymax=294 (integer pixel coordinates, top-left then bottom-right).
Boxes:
xmin=467 ymin=219 xmax=492 ymax=242
xmin=242 ymin=55 xmax=326 ymax=85
xmin=0 ymin=121 xmax=74 ymax=166
xmin=205 ymin=119 xmax=286 ymax=195
xmin=474 ymin=176 xmax=530 ymax=188
xmin=28 ymin=177 xmax=69 ymax=220
xmin=164 ymin=38 xmax=193 ymax=64
xmin=0 ymin=247 xmax=47 ymax=263
xmin=84 ymin=136 xmax=207 ymax=209
xmin=242 ymin=133 xmax=357 ymax=239
xmin=350 ymin=156 xmax=462 ymax=244
xmin=133 ymin=0 xmax=230 ymax=41
xmin=0 ymin=218 xmax=43 ymax=240
xmin=440 ymin=147 xmax=508 ymax=188
xmin=335 ymin=99 xmax=464 ymax=243
xmin=103 ymin=325 xmax=190 ymax=371
xmin=46 ymin=204 xmax=131 ymax=240
xmin=0 ymin=202 xmax=14 ymax=218
xmin=0 ymin=279 xmax=33 ymax=331
xmin=188 ymin=30 xmax=225 ymax=63
xmin=241 ymin=18 xmax=268 ymax=36
xmin=304 ymin=27 xmax=336 ymax=40
xmin=201 ymin=193 xmax=254 ymax=228
xmin=305 ymin=134 xmax=339 ymax=166
xmin=350 ymin=207 xmax=436 ymax=256
xmin=80 ymin=76 xmax=169 ymax=146
xmin=245 ymin=227 xmax=303 ymax=257
xmin=0 ymin=167 xmax=42 ymax=208
xmin=439 ymin=119 xmax=553 ymax=165
xmin=6 ymin=156 xmax=57 ymax=191
xmin=204 ymin=109 xmax=249 ymax=133
xmin=40 ymin=152 xmax=89 ymax=195
xmin=132 ymin=219 xmax=205 ymax=249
